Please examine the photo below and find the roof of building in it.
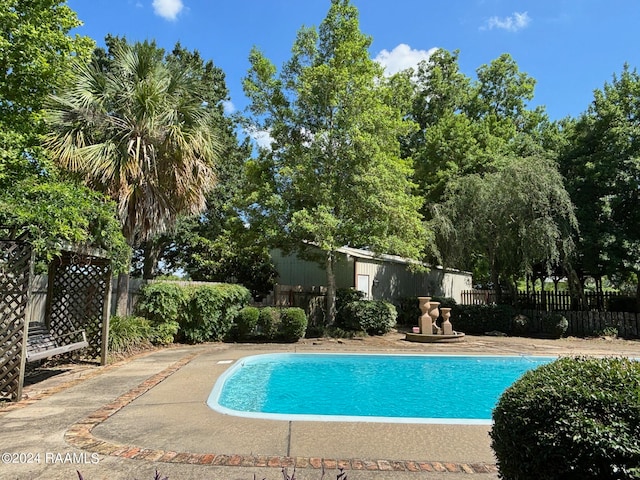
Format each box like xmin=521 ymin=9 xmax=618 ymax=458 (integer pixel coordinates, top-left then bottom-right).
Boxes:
xmin=335 ymin=245 xmax=471 ymax=275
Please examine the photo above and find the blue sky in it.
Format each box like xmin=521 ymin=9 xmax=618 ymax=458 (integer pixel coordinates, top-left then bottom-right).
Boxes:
xmin=66 ymin=0 xmax=640 ymax=122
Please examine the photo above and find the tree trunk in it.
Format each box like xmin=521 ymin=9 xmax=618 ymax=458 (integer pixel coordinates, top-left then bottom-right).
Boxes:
xmin=115 ymin=272 xmax=130 ymax=317
xmin=636 ymin=273 xmax=640 ymax=314
xmin=142 ymin=241 xmax=161 ymax=280
xmin=489 ymin=252 xmax=501 ymax=304
xmin=566 ymin=263 xmax=587 ymax=310
xmin=325 ymin=251 xmax=337 ymax=326
xmin=507 ymin=275 xmax=518 ymax=305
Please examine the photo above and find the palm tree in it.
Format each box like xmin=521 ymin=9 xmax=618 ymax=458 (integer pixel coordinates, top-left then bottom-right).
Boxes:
xmin=45 ymin=40 xmax=220 ymax=314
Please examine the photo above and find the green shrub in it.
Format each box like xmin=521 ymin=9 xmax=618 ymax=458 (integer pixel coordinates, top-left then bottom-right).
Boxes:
xmin=541 ymin=312 xmax=569 ymax=338
xmin=136 ymin=282 xmax=190 ymax=324
xmin=342 ymin=300 xmax=397 ymax=335
xmin=491 ymin=357 xmax=640 ymax=480
xmin=184 ymin=283 xmax=251 ymax=342
xmin=335 ymin=288 xmax=365 ymax=327
xmin=394 ymin=296 xmax=420 ymax=326
xmin=598 ymin=325 xmax=620 ymax=338
xmin=134 ymin=282 xmax=189 ymax=344
xmin=450 ymin=304 xmax=516 ymax=334
xmin=608 ymin=296 xmax=639 ymax=313
xmin=257 ymin=307 xmax=281 ymax=340
xmin=430 ymin=296 xmax=457 ymax=308
xmin=229 ymin=306 xmax=260 ymax=341
xmin=150 ymin=320 xmax=179 ymax=345
xmin=279 ymin=307 xmax=308 ymax=342
xmin=304 ymin=324 xmax=325 ymax=338
xmin=394 ymin=296 xmax=458 ymax=327
xmin=511 ymin=314 xmax=531 ymax=336
xmin=108 ymin=315 xmax=153 ymax=354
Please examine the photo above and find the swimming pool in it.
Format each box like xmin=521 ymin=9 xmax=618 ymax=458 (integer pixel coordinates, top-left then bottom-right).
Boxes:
xmin=207 ymin=353 xmax=555 ymax=424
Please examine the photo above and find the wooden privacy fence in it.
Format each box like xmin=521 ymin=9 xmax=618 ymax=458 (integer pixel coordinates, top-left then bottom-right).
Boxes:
xmin=460 ymin=289 xmax=639 ymax=338
xmin=514 ymin=290 xmax=632 ymax=312
xmin=266 ymin=284 xmax=326 ymax=326
xmin=460 ymin=289 xmax=498 ymax=305
xmin=511 ymin=309 xmax=638 ymax=338
xmin=561 ymin=310 xmax=639 ymax=338
xmin=461 ymin=289 xmax=634 ymax=312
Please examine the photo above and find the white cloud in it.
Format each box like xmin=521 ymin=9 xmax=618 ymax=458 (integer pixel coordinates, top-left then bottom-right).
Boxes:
xmin=374 ymin=44 xmax=438 ymax=76
xmin=222 ymin=100 xmax=235 ymax=115
xmin=245 ymin=126 xmax=273 ymax=150
xmin=482 ymin=12 xmax=531 ymax=32
xmin=152 ymin=0 xmax=184 ymax=21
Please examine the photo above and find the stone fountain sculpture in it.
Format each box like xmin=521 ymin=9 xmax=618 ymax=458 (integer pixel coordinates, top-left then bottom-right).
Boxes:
xmin=406 ymin=296 xmax=465 ymax=343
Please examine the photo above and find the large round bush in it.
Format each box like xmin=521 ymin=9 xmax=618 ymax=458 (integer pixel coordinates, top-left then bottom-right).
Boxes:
xmin=257 ymin=307 xmax=280 ymax=340
xmin=491 ymin=356 xmax=640 ymax=480
xmin=342 ymin=300 xmax=397 ymax=335
xmin=541 ymin=312 xmax=569 ymax=338
xmin=229 ymin=306 xmax=260 ymax=341
xmin=279 ymin=307 xmax=308 ymax=342
xmin=335 ymin=288 xmax=365 ymax=327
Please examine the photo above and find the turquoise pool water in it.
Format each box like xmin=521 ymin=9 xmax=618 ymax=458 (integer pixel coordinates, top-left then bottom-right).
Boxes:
xmin=207 ymin=353 xmax=555 ymax=424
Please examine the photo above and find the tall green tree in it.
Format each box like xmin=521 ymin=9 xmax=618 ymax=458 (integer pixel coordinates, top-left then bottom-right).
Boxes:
xmin=0 ymin=1 xmax=127 ymax=266
xmin=0 ymin=0 xmax=93 ymax=184
xmin=0 ymin=180 xmax=129 ymax=271
xmin=122 ymin=42 xmax=277 ymax=297
xmin=243 ymin=0 xmax=426 ymax=324
xmin=408 ymin=50 xmax=552 ymax=208
xmin=431 ymin=155 xmax=577 ymax=299
xmin=45 ymin=40 xmax=220 ymax=314
xmin=560 ymin=65 xmax=640 ymax=306
xmin=127 ymin=40 xmax=248 ymax=278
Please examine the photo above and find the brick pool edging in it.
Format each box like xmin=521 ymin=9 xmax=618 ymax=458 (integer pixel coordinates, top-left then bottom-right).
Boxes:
xmin=63 ymin=352 xmax=498 ymax=475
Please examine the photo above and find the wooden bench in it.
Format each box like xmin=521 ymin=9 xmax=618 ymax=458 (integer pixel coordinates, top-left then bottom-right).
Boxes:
xmin=26 ymin=323 xmax=88 ymax=362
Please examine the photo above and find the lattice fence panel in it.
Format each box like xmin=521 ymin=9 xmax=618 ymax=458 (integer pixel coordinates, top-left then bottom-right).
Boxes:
xmin=48 ymin=252 xmax=111 ymax=360
xmin=0 ymin=231 xmax=32 ymax=401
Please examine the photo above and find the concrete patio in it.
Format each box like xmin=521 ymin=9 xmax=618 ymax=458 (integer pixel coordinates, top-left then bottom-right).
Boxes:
xmin=1 ymin=334 xmax=638 ymax=480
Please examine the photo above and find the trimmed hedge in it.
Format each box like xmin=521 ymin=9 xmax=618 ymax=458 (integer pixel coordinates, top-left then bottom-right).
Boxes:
xmin=253 ymin=307 xmax=307 ymax=342
xmin=394 ymin=296 xmax=420 ymax=326
xmin=491 ymin=357 xmax=640 ymax=480
xmin=257 ymin=306 xmax=281 ymax=340
xmin=134 ymin=281 xmax=311 ymax=343
xmin=136 ymin=282 xmax=189 ymax=325
xmin=229 ymin=306 xmax=260 ymax=341
xmin=150 ymin=320 xmax=180 ymax=345
xmin=185 ymin=284 xmax=251 ymax=342
xmin=335 ymin=288 xmax=365 ymax=326
xmin=450 ymin=304 xmax=516 ymax=334
xmin=394 ymin=296 xmax=458 ymax=327
xmin=341 ymin=300 xmax=397 ymax=335
xmin=541 ymin=312 xmax=568 ymax=338
xmin=431 ymin=296 xmax=457 ymax=308
xmin=448 ymin=306 xmax=569 ymax=338
xmin=133 ymin=282 xmax=186 ymax=344
xmin=136 ymin=281 xmax=251 ymax=343
xmin=279 ymin=308 xmax=308 ymax=342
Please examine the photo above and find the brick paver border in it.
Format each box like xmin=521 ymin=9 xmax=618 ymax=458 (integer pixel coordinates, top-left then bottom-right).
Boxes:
xmin=61 ymin=353 xmax=498 ymax=474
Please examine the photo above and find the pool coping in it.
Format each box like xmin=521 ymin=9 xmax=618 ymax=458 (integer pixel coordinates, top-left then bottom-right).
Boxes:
xmin=208 ymin=352 xmax=555 ymax=426
xmin=62 ymin=351 xmax=498 ymax=474
xmin=8 ymin=334 xmax=636 ymax=478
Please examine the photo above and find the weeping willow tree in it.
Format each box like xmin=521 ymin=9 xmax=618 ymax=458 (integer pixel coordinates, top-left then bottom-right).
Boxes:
xmin=431 ymin=155 xmax=577 ymax=299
